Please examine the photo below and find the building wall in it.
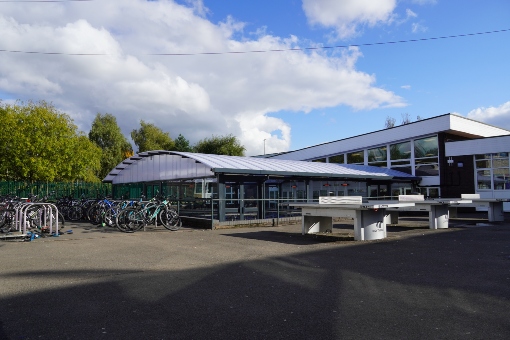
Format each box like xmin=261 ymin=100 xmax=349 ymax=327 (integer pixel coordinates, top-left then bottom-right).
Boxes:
xmin=267 ymin=115 xmax=504 ymax=198
xmin=439 ymin=133 xmax=475 ymax=198
xmin=445 ymin=136 xmax=510 ymax=210
xmin=440 ymin=154 xmax=475 ymax=198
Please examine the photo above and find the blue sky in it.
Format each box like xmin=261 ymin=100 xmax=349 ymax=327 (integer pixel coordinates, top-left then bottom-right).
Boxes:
xmin=0 ymin=0 xmax=509 ymax=155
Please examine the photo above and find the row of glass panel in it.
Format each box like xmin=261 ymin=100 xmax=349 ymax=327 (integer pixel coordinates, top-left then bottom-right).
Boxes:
xmin=475 ymin=153 xmax=510 ymax=190
xmin=312 ymin=136 xmax=439 ymax=176
xmin=113 ymin=179 xmax=441 ymax=205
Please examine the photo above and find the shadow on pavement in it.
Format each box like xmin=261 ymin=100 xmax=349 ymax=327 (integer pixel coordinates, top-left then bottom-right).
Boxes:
xmin=1 ymin=221 xmax=509 ymax=339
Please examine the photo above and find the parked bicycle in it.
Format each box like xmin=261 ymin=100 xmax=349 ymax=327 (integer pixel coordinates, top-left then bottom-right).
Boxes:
xmin=116 ymin=194 xmax=181 ymax=233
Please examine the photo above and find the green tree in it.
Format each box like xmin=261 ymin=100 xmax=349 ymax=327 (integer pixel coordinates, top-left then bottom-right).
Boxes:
xmin=0 ymin=100 xmax=102 ymax=182
xmin=88 ymin=113 xmax=132 ymax=180
xmin=194 ymin=134 xmax=245 ymax=156
xmin=131 ymin=120 xmax=175 ymax=152
xmin=174 ymin=134 xmax=193 ymax=152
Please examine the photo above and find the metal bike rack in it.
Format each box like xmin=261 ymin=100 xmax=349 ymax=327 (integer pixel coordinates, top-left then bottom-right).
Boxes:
xmin=13 ymin=203 xmax=60 ymax=235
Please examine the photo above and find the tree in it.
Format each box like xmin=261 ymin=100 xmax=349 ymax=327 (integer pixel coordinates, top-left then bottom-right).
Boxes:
xmin=174 ymin=134 xmax=193 ymax=152
xmin=131 ymin=120 xmax=175 ymax=153
xmin=384 ymin=116 xmax=396 ymax=128
xmin=401 ymin=113 xmax=412 ymax=125
xmin=0 ymin=100 xmax=102 ymax=182
xmin=68 ymin=135 xmax=103 ymax=182
xmin=89 ymin=113 xmax=132 ymax=180
xmin=194 ymin=134 xmax=245 ymax=156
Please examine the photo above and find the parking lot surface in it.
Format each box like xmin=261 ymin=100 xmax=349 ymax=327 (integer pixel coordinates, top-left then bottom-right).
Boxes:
xmin=1 ymin=215 xmax=509 ymax=339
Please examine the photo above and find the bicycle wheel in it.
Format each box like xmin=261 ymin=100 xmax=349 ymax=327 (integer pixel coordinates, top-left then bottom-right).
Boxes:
xmin=67 ymin=205 xmax=83 ymax=221
xmin=159 ymin=207 xmax=182 ymax=231
xmin=89 ymin=206 xmax=103 ymax=225
xmin=116 ymin=208 xmax=145 ymax=233
xmin=103 ymin=207 xmax=118 ymax=227
xmin=86 ymin=203 xmax=101 ymax=223
xmin=45 ymin=211 xmax=65 ymax=230
xmin=25 ymin=206 xmax=43 ymax=229
xmin=0 ymin=209 xmax=16 ymax=232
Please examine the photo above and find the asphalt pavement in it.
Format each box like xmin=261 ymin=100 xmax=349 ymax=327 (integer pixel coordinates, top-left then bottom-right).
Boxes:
xmin=1 ymin=214 xmax=509 ymax=339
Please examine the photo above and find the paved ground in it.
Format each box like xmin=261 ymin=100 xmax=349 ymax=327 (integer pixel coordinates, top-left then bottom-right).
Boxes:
xmin=1 ymin=214 xmax=509 ymax=339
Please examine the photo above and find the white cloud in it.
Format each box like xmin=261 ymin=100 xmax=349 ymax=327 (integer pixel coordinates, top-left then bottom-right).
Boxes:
xmin=406 ymin=9 xmax=418 ymax=19
xmin=302 ymin=0 xmax=397 ymax=39
xmin=401 ymin=85 xmax=411 ymax=90
xmin=184 ymin=0 xmax=210 ymax=18
xmin=412 ymin=22 xmax=428 ymax=33
xmin=466 ymin=102 xmax=510 ymax=129
xmin=0 ymin=0 xmax=405 ymax=156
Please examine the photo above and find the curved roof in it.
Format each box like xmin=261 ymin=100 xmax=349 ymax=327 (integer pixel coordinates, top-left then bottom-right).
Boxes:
xmin=103 ymin=151 xmax=419 ymax=184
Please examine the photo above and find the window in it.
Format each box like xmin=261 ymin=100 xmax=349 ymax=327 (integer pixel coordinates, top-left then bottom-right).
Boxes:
xmin=414 ymin=136 xmax=439 ymax=176
xmin=329 ymin=154 xmax=344 ymax=163
xmin=313 ymin=190 xmax=320 ymax=200
xmin=368 ymin=146 xmax=387 ymax=167
xmin=415 ymin=162 xmax=439 ymax=176
xmin=493 ymin=153 xmax=509 ymax=168
xmin=493 ymin=168 xmax=510 ymax=190
xmin=368 ymin=184 xmax=388 ymax=198
xmin=347 ymin=151 xmax=364 ymax=164
xmin=390 ymin=142 xmax=411 ymax=160
xmin=414 ymin=136 xmax=438 ymax=158
xmin=494 ymin=153 xmax=509 ymax=190
xmin=391 ymin=183 xmax=413 ymax=197
xmin=475 ymin=154 xmax=491 ymax=168
xmin=312 ymin=158 xmax=326 ymax=163
xmin=475 ymin=153 xmax=510 ymax=190
xmin=347 ymin=182 xmax=367 ymax=196
xmin=477 ymin=170 xmax=492 ymax=189
xmin=390 ymin=141 xmax=411 ymax=174
xmin=417 ymin=187 xmax=440 ymax=198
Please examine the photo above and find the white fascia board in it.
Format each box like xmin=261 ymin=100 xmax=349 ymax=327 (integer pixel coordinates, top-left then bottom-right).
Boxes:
xmin=271 ymin=115 xmax=452 ymax=161
xmin=450 ymin=114 xmax=510 ymax=137
xmin=446 ymin=135 xmax=510 ymax=156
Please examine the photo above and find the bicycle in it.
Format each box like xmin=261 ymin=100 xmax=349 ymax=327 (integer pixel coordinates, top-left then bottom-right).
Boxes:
xmin=116 ymin=194 xmax=181 ymax=233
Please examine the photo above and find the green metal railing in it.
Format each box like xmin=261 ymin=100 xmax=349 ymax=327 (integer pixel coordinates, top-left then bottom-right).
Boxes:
xmin=0 ymin=181 xmax=112 ymax=199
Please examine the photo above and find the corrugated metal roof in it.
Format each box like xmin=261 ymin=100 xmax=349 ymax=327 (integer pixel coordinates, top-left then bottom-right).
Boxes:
xmin=178 ymin=152 xmax=411 ymax=177
xmin=103 ymin=151 xmax=418 ymax=183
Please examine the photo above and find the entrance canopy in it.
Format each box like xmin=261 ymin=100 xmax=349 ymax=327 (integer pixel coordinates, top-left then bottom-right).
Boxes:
xmin=103 ymin=151 xmax=419 ymax=184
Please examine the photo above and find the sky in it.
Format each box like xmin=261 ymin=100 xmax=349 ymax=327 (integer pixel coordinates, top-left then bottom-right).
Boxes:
xmin=0 ymin=0 xmax=509 ymax=156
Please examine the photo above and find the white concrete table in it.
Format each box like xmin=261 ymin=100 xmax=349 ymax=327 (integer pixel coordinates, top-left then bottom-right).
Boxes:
xmin=452 ymin=194 xmax=510 ymax=222
xmin=289 ymin=196 xmax=415 ymax=241
xmin=386 ymin=195 xmax=472 ymax=229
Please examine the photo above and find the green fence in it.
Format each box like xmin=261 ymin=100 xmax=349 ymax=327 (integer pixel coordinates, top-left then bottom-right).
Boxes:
xmin=0 ymin=181 xmax=112 ymax=199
